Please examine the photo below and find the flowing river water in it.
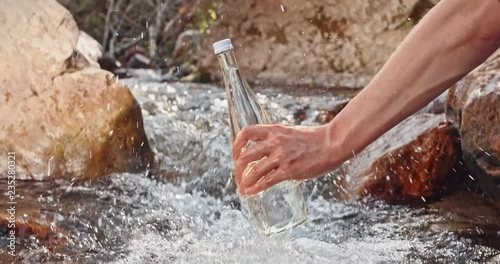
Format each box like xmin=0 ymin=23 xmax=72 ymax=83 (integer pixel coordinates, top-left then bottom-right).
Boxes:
xmin=1 ymin=76 xmax=499 ymax=263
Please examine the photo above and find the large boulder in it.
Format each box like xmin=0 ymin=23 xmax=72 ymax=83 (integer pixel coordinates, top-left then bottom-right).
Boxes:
xmin=446 ymin=50 xmax=500 ymax=201
xmin=334 ymin=114 xmax=457 ymax=202
xmin=199 ymin=0 xmax=423 ymax=88
xmin=0 ymin=0 xmax=154 ymax=180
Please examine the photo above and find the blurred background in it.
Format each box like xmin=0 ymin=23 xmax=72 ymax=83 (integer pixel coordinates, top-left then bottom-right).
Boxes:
xmin=58 ymin=0 xmax=437 ymax=87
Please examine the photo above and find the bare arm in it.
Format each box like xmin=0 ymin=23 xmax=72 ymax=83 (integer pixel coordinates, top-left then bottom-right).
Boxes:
xmin=329 ymin=0 xmax=500 ymax=161
xmin=233 ymin=0 xmax=500 ymax=195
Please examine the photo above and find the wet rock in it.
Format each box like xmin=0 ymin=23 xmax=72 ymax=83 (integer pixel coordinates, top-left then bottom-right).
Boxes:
xmin=417 ymin=90 xmax=448 ymax=115
xmin=292 ymin=106 xmax=310 ymax=124
xmin=98 ymin=55 xmax=122 ymax=73
xmin=0 ymin=214 xmax=69 ymax=251
xmin=334 ymin=114 xmax=457 ymax=202
xmin=199 ymin=0 xmax=420 ymax=88
xmin=176 ymin=63 xmax=196 ymax=79
xmin=427 ymin=191 xmax=500 ymax=249
xmin=315 ymin=99 xmax=350 ymax=124
xmin=446 ymin=50 xmax=500 ymax=201
xmin=0 ymin=0 xmax=154 ymax=180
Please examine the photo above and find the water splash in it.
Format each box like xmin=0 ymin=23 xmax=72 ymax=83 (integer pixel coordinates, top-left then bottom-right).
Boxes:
xmin=1 ymin=79 xmax=498 ymax=263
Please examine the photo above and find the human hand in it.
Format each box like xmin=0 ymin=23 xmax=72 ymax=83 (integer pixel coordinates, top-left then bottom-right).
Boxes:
xmin=233 ymin=124 xmax=342 ymax=195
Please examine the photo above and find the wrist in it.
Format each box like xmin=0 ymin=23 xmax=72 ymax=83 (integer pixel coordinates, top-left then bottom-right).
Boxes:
xmin=321 ymin=120 xmax=350 ymax=171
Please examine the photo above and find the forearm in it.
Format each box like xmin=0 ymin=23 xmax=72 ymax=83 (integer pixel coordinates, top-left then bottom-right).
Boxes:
xmin=327 ymin=0 xmax=500 ymax=162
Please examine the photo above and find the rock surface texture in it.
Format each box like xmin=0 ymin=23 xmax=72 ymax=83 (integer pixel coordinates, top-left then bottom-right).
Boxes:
xmin=0 ymin=0 xmax=154 ymax=180
xmin=446 ymin=50 xmax=500 ymax=201
xmin=75 ymin=30 xmax=103 ymax=68
xmin=334 ymin=114 xmax=457 ymax=202
xmin=199 ymin=0 xmax=421 ymax=88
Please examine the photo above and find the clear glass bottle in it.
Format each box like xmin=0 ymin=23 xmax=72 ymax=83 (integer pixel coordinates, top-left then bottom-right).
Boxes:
xmin=213 ymin=39 xmax=307 ymax=236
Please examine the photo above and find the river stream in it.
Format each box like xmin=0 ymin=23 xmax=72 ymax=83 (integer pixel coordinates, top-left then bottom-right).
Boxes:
xmin=1 ymin=76 xmax=499 ymax=263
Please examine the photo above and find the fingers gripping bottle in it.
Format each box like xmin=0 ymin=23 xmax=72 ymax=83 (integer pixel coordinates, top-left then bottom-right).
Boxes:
xmin=213 ymin=39 xmax=307 ymax=235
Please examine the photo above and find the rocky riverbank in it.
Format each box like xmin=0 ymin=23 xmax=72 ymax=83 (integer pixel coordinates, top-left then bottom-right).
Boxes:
xmin=0 ymin=0 xmax=499 ymax=262
xmin=0 ymin=0 xmax=154 ymax=181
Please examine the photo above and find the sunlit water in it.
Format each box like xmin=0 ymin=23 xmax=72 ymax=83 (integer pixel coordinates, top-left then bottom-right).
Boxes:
xmin=1 ymin=77 xmax=499 ymax=263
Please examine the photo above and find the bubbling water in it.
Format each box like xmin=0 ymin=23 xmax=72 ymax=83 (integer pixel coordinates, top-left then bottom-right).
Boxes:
xmin=1 ymin=78 xmax=498 ymax=263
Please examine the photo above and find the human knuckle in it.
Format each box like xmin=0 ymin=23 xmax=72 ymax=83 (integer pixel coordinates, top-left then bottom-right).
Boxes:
xmin=275 ymin=148 xmax=286 ymax=159
xmin=239 ymin=127 xmax=251 ymax=137
xmin=275 ymin=133 xmax=287 ymax=142
xmin=267 ymin=137 xmax=279 ymax=148
xmin=252 ymin=163 xmax=262 ymax=174
xmin=265 ymin=176 xmax=274 ymax=184
xmin=239 ymin=150 xmax=250 ymax=160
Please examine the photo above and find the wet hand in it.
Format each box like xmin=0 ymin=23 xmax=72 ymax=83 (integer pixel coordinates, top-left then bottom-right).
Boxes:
xmin=233 ymin=124 xmax=340 ymax=196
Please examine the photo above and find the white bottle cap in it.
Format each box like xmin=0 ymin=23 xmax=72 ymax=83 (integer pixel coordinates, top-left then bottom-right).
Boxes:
xmin=213 ymin=39 xmax=233 ymax=54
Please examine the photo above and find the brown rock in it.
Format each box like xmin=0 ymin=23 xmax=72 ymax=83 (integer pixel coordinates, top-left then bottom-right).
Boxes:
xmin=0 ymin=0 xmax=154 ymax=180
xmin=0 ymin=214 xmax=69 ymax=251
xmin=334 ymin=114 xmax=457 ymax=202
xmin=98 ymin=55 xmax=121 ymax=73
xmin=292 ymin=106 xmax=310 ymax=124
xmin=446 ymin=50 xmax=500 ymax=201
xmin=0 ymin=180 xmax=69 ymax=253
xmin=199 ymin=0 xmax=420 ymax=88
xmin=427 ymin=191 xmax=500 ymax=249
xmin=315 ymin=99 xmax=350 ymax=124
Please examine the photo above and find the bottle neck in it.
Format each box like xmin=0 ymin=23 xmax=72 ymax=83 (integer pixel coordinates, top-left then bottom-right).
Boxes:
xmin=216 ymin=48 xmax=270 ymax=137
xmin=216 ymin=49 xmax=239 ymax=71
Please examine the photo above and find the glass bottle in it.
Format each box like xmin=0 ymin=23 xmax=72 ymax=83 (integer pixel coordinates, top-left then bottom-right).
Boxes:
xmin=213 ymin=39 xmax=307 ymax=236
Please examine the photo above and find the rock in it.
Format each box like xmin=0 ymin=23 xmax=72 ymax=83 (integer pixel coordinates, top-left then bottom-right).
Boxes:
xmin=427 ymin=191 xmax=500 ymax=249
xmin=173 ymin=29 xmax=202 ymax=64
xmin=315 ymin=99 xmax=350 ymax=124
xmin=75 ymin=30 xmax=103 ymax=68
xmin=127 ymin=53 xmax=152 ymax=69
xmin=334 ymin=114 xmax=457 ymax=202
xmin=0 ymin=180 xmax=69 ymax=253
xmin=446 ymin=50 xmax=500 ymax=201
xmin=0 ymin=214 xmax=69 ymax=251
xmin=293 ymin=106 xmax=310 ymax=124
xmin=408 ymin=0 xmax=439 ymax=25
xmin=199 ymin=0 xmax=421 ymax=88
xmin=123 ymin=46 xmax=148 ymax=66
xmin=98 ymin=55 xmax=122 ymax=73
xmin=417 ymin=90 xmax=448 ymax=115
xmin=0 ymin=0 xmax=154 ymax=180
xmin=175 ymin=63 xmax=195 ymax=79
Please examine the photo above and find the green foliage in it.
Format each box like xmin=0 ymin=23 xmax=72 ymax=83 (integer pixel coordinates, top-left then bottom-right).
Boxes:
xmin=192 ymin=1 xmax=220 ymax=34
xmin=58 ymin=0 xmax=220 ymax=75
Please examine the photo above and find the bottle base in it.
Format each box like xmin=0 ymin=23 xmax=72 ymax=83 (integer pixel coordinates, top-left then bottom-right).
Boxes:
xmin=261 ymin=215 xmax=308 ymax=236
xmin=240 ymin=181 xmax=308 ymax=236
